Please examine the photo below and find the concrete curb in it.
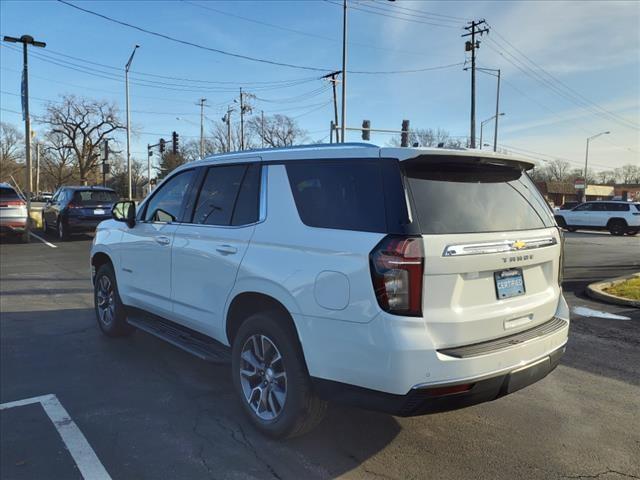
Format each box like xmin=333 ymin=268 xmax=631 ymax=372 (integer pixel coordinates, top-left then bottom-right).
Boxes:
xmin=586 ymin=272 xmax=640 ymax=308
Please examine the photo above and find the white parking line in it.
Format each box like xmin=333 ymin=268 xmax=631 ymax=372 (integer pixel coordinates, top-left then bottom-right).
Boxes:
xmin=29 ymin=232 xmax=57 ymax=248
xmin=0 ymin=394 xmax=111 ymax=480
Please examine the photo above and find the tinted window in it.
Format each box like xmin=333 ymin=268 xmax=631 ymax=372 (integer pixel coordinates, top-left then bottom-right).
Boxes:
xmin=404 ymin=159 xmax=555 ymax=234
xmin=232 ymin=163 xmax=261 ymax=226
xmin=591 ymin=203 xmax=607 ymax=211
xmin=72 ymin=190 xmax=118 ymax=204
xmin=573 ymin=203 xmax=593 ymax=211
xmin=144 ymin=169 xmax=195 ymax=222
xmin=634 ymin=204 xmax=640 ymax=212
xmin=192 ymin=165 xmax=246 ymax=226
xmin=0 ymin=187 xmax=19 ymax=199
xmin=607 ymin=203 xmax=629 ymax=211
xmin=286 ymin=160 xmax=387 ymax=233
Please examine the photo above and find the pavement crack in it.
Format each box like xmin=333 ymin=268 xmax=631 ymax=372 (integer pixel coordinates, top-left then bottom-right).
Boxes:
xmin=561 ymin=469 xmax=640 ymax=479
xmin=235 ymin=423 xmax=283 ymax=480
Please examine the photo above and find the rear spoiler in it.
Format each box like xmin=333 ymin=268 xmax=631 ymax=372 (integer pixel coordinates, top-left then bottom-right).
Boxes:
xmin=380 ymin=147 xmax=537 ymax=171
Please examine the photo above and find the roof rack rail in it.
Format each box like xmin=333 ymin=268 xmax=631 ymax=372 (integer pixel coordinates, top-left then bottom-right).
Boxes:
xmin=201 ymin=142 xmax=379 ymax=160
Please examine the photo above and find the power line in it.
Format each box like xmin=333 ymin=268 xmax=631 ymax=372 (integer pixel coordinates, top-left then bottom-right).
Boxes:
xmin=181 ymin=0 xmax=447 ymax=58
xmin=351 ymin=0 xmax=462 ymax=26
xmin=488 ymin=26 xmax=639 ymax=130
xmin=54 ymin=1 xmax=465 ymax=76
xmin=324 ymin=0 xmax=461 ymax=29
xmin=370 ymin=0 xmax=467 ymax=22
xmin=484 ymin=34 xmax=639 ymax=131
xmin=57 ymin=0 xmax=332 ymax=72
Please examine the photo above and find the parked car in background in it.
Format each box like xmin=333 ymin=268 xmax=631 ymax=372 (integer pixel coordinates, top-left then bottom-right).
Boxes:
xmin=34 ymin=192 xmax=53 ymax=202
xmin=555 ymin=201 xmax=640 ymax=235
xmin=0 ymin=183 xmax=28 ymax=242
xmin=43 ymin=186 xmax=118 ymax=240
xmin=91 ymin=144 xmax=570 ymax=439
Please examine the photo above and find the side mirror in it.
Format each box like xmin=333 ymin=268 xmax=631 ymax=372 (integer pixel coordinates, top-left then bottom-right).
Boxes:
xmin=112 ymin=201 xmax=136 ymax=228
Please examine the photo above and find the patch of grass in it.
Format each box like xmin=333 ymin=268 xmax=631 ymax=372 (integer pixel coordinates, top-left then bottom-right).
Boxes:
xmin=603 ymin=277 xmax=640 ymax=301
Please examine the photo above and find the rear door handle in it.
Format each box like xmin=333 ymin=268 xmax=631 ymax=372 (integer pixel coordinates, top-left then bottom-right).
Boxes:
xmin=216 ymin=244 xmax=237 ymax=255
xmin=155 ymin=236 xmax=171 ymax=246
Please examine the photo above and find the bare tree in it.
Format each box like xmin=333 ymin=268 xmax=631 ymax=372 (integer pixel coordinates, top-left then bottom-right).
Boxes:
xmin=41 ymin=95 xmax=125 ymax=185
xmin=596 ymin=170 xmax=617 ymax=185
xmin=247 ymin=114 xmax=306 ymax=148
xmin=40 ymin=130 xmax=76 ymax=189
xmin=615 ymin=164 xmax=640 ymax=184
xmin=0 ymin=121 xmax=24 ymax=184
xmin=543 ymin=160 xmax=572 ymax=182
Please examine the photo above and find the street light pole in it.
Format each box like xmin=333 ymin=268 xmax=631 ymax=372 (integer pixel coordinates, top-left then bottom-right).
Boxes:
xmin=480 ymin=113 xmax=505 ymax=150
xmin=583 ymin=131 xmax=610 ymax=202
xmin=340 ymin=0 xmax=348 ymax=143
xmin=3 ymin=34 xmax=46 ymax=242
xmin=125 ymin=45 xmax=139 ymax=200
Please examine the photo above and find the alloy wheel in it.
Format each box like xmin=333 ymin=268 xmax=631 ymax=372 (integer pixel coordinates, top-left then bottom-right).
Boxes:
xmin=96 ymin=275 xmax=115 ymax=327
xmin=239 ymin=334 xmax=287 ymax=421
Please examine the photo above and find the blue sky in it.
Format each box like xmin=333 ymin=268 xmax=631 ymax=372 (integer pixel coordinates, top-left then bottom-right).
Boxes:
xmin=1 ymin=0 xmax=638 ymax=173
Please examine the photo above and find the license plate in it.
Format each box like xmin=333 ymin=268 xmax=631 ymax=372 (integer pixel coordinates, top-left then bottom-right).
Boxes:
xmin=494 ymin=268 xmax=525 ymax=299
xmin=93 ymin=209 xmax=105 ymax=215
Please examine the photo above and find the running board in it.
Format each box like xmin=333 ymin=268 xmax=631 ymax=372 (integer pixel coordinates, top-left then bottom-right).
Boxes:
xmin=126 ymin=308 xmax=230 ymax=364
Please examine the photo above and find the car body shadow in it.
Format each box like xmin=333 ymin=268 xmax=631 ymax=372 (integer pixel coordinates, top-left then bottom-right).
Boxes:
xmin=1 ymin=308 xmax=401 ymax=479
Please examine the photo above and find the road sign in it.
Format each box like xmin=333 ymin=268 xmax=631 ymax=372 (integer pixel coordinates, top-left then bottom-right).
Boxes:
xmin=574 ymin=178 xmax=585 ymax=190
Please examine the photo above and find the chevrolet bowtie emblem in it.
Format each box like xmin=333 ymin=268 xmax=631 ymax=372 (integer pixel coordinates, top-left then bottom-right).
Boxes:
xmin=512 ymin=240 xmax=527 ymax=250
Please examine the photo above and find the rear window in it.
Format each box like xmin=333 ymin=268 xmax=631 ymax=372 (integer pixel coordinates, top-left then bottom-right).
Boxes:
xmin=285 ymin=159 xmax=410 ymax=233
xmin=403 ymin=158 xmax=555 ymax=234
xmin=607 ymin=203 xmax=629 ymax=211
xmin=72 ymin=190 xmax=118 ymax=204
xmin=1 ymin=187 xmax=19 ymax=199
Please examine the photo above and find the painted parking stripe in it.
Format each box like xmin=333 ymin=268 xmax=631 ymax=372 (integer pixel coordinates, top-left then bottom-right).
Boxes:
xmin=0 ymin=394 xmax=111 ymax=480
xmin=29 ymin=232 xmax=57 ymax=248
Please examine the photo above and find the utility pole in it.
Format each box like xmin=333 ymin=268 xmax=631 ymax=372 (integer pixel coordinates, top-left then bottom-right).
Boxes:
xmin=222 ymin=107 xmax=233 ymax=152
xmin=239 ymin=87 xmax=245 ymax=151
xmin=341 ymin=0 xmax=348 ymax=143
xmin=199 ymin=97 xmax=206 ymax=159
xmin=3 ymin=34 xmax=46 ymax=242
xmin=322 ymin=71 xmax=341 ymax=143
xmin=125 ymin=45 xmax=139 ymax=200
xmin=462 ymin=20 xmax=489 ymax=149
xmin=493 ymin=69 xmax=501 ymax=152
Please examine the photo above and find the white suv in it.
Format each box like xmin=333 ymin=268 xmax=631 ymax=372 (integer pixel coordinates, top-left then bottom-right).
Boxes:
xmin=554 ymin=201 xmax=640 ymax=236
xmin=91 ymin=144 xmax=570 ymax=438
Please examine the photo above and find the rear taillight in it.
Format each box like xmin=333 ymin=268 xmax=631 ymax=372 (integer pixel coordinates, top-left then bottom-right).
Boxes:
xmin=370 ymin=235 xmax=424 ymax=316
xmin=67 ymin=202 xmax=80 ymax=209
xmin=0 ymin=200 xmax=25 ymax=207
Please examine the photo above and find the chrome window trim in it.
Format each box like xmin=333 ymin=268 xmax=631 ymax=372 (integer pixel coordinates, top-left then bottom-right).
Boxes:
xmin=442 ymin=236 xmax=557 ymax=257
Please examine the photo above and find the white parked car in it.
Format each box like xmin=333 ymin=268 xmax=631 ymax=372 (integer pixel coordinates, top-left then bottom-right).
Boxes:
xmin=90 ymin=144 xmax=570 ymax=438
xmin=554 ymin=201 xmax=640 ymax=236
xmin=0 ymin=182 xmax=28 ymax=242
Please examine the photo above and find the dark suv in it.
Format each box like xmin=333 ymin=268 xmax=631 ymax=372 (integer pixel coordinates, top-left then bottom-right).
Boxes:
xmin=43 ymin=186 xmax=119 ymax=240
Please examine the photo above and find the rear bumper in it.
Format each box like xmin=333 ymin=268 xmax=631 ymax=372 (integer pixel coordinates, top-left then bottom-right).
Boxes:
xmin=0 ymin=217 xmax=27 ymax=233
xmin=66 ymin=217 xmax=110 ymax=232
xmin=297 ymin=293 xmax=570 ymax=397
xmin=312 ymin=344 xmax=564 ymax=416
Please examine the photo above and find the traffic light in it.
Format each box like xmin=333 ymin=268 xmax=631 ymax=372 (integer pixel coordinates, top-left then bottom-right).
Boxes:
xmin=362 ymin=120 xmax=371 ymax=141
xmin=159 ymin=138 xmax=166 ymax=154
xmin=401 ymin=120 xmax=410 ymax=147
xmin=172 ymin=131 xmax=179 ymax=154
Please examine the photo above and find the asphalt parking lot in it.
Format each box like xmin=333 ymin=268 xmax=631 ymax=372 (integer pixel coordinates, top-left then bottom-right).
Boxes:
xmin=1 ymin=230 xmax=639 ymax=480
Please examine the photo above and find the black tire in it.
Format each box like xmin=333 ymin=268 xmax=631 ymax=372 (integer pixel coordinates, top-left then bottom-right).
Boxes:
xmin=231 ymin=312 xmax=327 ymax=439
xmin=94 ymin=263 xmax=134 ymax=337
xmin=608 ymin=219 xmax=626 ymax=236
xmin=627 ymin=230 xmax=638 ymax=236
xmin=57 ymin=219 xmax=70 ymax=241
xmin=566 ymin=227 xmax=577 ymax=232
xmin=43 ymin=217 xmax=48 ymax=233
xmin=20 ymin=230 xmax=29 ymax=243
